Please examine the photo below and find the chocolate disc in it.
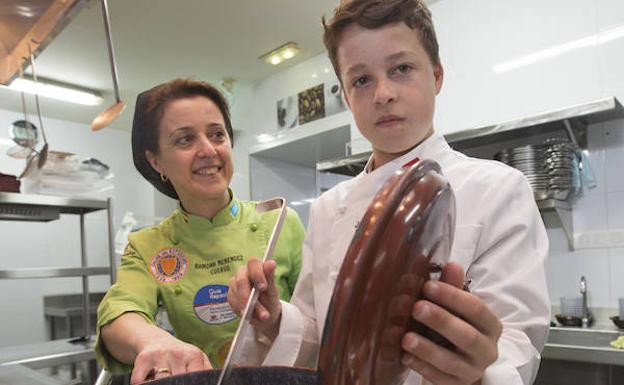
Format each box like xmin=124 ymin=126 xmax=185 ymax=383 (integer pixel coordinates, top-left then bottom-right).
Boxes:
xmin=317 ymin=159 xmax=456 ymax=385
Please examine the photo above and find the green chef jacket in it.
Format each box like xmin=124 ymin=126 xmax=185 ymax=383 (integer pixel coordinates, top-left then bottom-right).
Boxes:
xmin=95 ymin=195 xmax=304 ymax=373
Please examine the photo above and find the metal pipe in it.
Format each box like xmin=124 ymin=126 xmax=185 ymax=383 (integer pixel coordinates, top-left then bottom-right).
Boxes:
xmin=80 ymin=213 xmax=91 ymax=340
xmin=107 ymin=197 xmax=116 ymax=284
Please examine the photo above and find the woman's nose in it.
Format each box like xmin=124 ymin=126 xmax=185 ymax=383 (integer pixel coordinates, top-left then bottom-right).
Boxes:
xmin=197 ymin=136 xmax=217 ymax=157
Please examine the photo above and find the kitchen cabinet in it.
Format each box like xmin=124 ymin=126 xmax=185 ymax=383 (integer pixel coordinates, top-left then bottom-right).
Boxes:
xmin=0 ymin=192 xmax=114 ymax=379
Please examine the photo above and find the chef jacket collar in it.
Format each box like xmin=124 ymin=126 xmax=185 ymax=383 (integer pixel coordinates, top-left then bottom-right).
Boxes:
xmin=171 ymin=188 xmax=240 ymax=236
xmin=363 ymin=131 xmax=445 ymax=175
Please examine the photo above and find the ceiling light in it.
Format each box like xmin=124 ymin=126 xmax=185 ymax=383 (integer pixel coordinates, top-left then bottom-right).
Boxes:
xmin=3 ymin=78 xmax=102 ymax=106
xmin=494 ymin=24 xmax=624 ymax=73
xmin=260 ymin=42 xmax=300 ymax=66
xmin=256 ymin=133 xmax=276 ymax=143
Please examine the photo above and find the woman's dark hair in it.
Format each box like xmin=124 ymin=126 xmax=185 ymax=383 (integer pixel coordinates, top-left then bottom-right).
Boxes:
xmin=131 ymin=79 xmax=234 ymax=199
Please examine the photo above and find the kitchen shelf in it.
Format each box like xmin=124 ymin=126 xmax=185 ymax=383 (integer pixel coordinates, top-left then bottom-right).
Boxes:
xmin=0 ymin=267 xmax=110 ymax=280
xmin=0 ymin=192 xmax=115 ymax=374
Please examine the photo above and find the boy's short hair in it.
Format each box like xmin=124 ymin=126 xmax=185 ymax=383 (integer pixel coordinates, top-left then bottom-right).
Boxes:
xmin=323 ymin=0 xmax=440 ymax=81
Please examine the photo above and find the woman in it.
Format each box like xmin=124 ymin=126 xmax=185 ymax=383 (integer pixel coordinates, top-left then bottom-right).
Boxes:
xmin=95 ymin=79 xmax=304 ymax=384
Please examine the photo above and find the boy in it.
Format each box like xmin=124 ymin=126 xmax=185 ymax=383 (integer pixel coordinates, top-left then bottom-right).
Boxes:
xmin=229 ymin=1 xmax=549 ymax=384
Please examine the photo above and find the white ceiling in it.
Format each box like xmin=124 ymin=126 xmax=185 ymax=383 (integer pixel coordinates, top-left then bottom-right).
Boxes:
xmin=0 ymin=0 xmax=439 ymax=131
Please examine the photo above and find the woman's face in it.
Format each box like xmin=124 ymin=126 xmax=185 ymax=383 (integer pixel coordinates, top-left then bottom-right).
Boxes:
xmin=147 ymin=96 xmax=233 ymax=208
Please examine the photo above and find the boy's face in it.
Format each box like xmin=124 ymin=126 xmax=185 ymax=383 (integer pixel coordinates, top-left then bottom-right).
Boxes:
xmin=337 ymin=22 xmax=443 ymax=158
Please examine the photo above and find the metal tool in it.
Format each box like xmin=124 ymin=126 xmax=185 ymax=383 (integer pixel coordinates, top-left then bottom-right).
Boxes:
xmin=215 ymin=197 xmax=287 ymax=385
xmin=28 ymin=43 xmax=49 ymax=170
xmin=91 ymin=0 xmax=126 ymax=131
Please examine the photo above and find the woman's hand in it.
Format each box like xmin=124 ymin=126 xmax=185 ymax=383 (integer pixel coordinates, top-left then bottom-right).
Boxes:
xmin=101 ymin=313 xmax=212 ymax=384
xmin=130 ymin=336 xmax=212 ymax=384
xmin=228 ymin=257 xmax=282 ymax=339
xmin=401 ymin=262 xmax=502 ymax=385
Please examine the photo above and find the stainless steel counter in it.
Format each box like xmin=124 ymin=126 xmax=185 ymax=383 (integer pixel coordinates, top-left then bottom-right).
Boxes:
xmin=0 ymin=337 xmax=95 ymax=369
xmin=543 ymin=327 xmax=624 ymax=366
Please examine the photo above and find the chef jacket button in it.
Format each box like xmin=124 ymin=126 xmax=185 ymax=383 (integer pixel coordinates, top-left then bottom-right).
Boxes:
xmin=250 ymin=223 xmax=258 ymax=232
xmin=175 ymin=285 xmax=182 ymax=294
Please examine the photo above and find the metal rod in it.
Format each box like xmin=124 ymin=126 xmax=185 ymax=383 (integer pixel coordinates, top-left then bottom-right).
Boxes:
xmin=100 ymin=0 xmax=122 ymax=103
xmin=106 ymin=197 xmax=116 ymax=284
xmin=27 ymin=43 xmax=47 ymax=144
xmin=563 ymin=119 xmax=580 ymax=149
xmin=80 ymin=214 xmax=91 ymax=340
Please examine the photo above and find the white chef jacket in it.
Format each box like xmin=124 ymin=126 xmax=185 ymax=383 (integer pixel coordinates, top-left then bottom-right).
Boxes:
xmin=242 ymin=132 xmax=550 ymax=385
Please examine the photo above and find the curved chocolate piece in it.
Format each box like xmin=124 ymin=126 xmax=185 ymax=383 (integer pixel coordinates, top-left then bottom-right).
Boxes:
xmin=317 ymin=159 xmax=456 ymax=385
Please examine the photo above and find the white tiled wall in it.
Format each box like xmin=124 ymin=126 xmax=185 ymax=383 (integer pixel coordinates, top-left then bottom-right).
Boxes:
xmin=547 ymin=119 xmax=624 ymax=308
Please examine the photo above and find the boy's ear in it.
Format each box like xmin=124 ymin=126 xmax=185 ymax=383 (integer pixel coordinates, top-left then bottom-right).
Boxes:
xmin=145 ymin=150 xmax=162 ymax=175
xmin=434 ymin=63 xmax=444 ymax=94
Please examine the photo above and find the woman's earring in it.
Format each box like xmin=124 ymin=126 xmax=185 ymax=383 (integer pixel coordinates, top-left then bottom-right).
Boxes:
xmin=160 ymin=173 xmax=168 ymax=182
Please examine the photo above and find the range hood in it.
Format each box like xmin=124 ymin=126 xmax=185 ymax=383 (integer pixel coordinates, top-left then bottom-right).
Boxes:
xmin=0 ymin=0 xmax=90 ymax=85
xmin=317 ymin=96 xmax=624 ymax=177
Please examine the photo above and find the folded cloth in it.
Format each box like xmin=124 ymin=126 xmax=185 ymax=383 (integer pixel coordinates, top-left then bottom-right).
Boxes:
xmin=610 ymin=336 xmax=624 ymax=349
xmin=0 ymin=172 xmax=20 ymax=193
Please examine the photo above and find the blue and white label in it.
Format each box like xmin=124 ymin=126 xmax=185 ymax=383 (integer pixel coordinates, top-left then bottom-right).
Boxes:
xmin=193 ymin=285 xmax=237 ymax=325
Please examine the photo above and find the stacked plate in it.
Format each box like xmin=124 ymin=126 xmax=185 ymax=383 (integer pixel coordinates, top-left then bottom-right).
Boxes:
xmin=494 ymin=144 xmax=549 ymax=199
xmin=494 ymin=139 xmax=576 ymax=200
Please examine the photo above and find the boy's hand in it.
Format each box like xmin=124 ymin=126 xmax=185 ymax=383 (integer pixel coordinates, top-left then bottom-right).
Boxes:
xmin=401 ymin=262 xmax=502 ymax=385
xmin=228 ymin=257 xmax=282 ymax=338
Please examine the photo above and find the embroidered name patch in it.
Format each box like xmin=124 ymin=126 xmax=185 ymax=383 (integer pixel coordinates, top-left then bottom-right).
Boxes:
xmin=150 ymin=248 xmax=188 ymax=283
xmin=193 ymin=285 xmax=237 ymax=325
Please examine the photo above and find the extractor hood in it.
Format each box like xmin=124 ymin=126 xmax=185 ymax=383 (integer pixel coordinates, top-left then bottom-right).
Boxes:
xmin=0 ymin=0 xmax=90 ymax=85
xmin=317 ymin=96 xmax=624 ymax=177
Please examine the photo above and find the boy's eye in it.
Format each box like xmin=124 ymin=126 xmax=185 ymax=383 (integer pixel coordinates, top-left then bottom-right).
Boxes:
xmin=352 ymin=76 xmax=370 ymax=88
xmin=394 ymin=64 xmax=413 ymax=75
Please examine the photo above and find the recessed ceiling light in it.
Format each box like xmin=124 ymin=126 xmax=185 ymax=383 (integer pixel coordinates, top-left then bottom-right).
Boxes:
xmin=260 ymin=42 xmax=300 ymax=66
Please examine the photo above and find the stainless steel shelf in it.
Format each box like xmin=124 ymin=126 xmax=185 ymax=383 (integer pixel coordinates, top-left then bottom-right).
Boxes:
xmin=0 ymin=192 xmax=108 ymax=222
xmin=0 ymin=337 xmax=95 ymax=370
xmin=0 ymin=267 xmax=110 ymax=279
xmin=316 ymin=151 xmax=370 ymax=176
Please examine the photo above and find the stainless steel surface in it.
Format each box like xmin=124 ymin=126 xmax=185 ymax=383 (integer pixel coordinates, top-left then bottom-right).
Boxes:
xmin=0 ymin=337 xmax=95 ymax=369
xmin=581 ymin=276 xmax=591 ymax=328
xmin=79 ymin=214 xmax=91 ymax=340
xmin=316 ymin=97 xmax=623 ymax=177
xmin=0 ymin=267 xmax=110 ymax=279
xmin=0 ymin=192 xmax=108 ymax=217
xmin=0 ymin=364 xmax=67 ymax=385
xmin=0 ymin=0 xmax=90 ymax=85
xmin=543 ymin=327 xmax=624 ymax=366
xmin=216 ymin=197 xmax=287 ymax=385
xmin=446 ymin=97 xmax=624 ymax=147
xmin=106 ymin=197 xmax=116 ymax=284
xmin=93 ymin=369 xmax=112 ymax=385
